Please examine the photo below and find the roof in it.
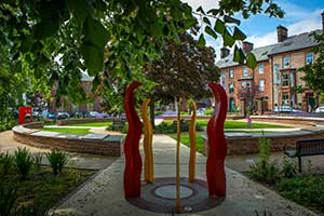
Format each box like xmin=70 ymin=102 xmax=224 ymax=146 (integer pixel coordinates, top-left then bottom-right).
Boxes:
xmin=216 ymin=44 xmax=277 ymax=69
xmin=216 ymin=29 xmax=322 ymax=69
xmin=268 ymin=30 xmax=321 ymax=55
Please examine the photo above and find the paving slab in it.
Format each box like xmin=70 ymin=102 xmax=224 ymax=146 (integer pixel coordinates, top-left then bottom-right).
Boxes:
xmin=53 ymin=135 xmax=318 ymax=216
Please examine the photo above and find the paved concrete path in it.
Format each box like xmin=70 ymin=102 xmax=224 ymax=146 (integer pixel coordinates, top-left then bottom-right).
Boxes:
xmin=53 ymin=135 xmax=317 ymax=216
xmin=0 ymin=130 xmax=117 ymax=170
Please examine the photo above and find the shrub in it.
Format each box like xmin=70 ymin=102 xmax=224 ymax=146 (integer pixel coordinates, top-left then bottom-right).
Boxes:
xmin=204 ymin=107 xmax=214 ymax=116
xmin=14 ymin=148 xmax=33 ymax=180
xmin=248 ymin=137 xmax=280 ymax=184
xmin=46 ymin=149 xmax=68 ymax=175
xmin=281 ymin=157 xmax=297 ymax=178
xmin=277 ymin=176 xmax=324 ymax=212
xmin=0 ymin=152 xmax=14 ymax=175
xmin=33 ymin=153 xmax=43 ymax=170
xmin=155 ymin=120 xmax=204 ymax=134
xmin=0 ymin=183 xmax=17 ymax=216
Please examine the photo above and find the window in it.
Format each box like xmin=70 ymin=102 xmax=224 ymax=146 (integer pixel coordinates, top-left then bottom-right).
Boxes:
xmin=243 ymin=67 xmax=249 ymax=77
xmin=282 ymin=93 xmax=289 ymax=105
xmin=283 ymin=55 xmax=290 ymax=68
xmin=220 ymin=74 xmax=226 ymax=88
xmin=259 ymin=80 xmax=265 ymax=92
xmin=282 ymin=72 xmax=289 ymax=86
xmin=306 ymin=52 xmax=314 ymax=64
xmin=229 ymin=83 xmax=234 ymax=93
xmin=229 ymin=68 xmax=234 ymax=79
xmin=258 ymin=63 xmax=264 ymax=74
xmin=273 ymin=64 xmax=280 ymax=84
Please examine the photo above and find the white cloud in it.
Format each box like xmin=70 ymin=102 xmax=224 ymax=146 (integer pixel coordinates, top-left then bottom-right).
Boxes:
xmin=181 ymin=0 xmax=219 ymax=11
xmin=247 ymin=9 xmax=323 ymax=48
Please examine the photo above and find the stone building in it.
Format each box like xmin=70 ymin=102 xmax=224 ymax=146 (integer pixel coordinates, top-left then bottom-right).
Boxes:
xmin=216 ymin=12 xmax=323 ymax=115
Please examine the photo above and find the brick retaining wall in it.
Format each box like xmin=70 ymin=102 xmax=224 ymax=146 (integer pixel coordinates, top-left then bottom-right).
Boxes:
xmin=13 ymin=123 xmax=123 ymax=156
xmin=225 ymin=129 xmax=324 ymax=154
xmin=250 ymin=115 xmax=324 ymax=126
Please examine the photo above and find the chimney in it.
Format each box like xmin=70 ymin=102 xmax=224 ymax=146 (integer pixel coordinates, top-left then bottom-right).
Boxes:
xmin=277 ymin=25 xmax=288 ymax=42
xmin=321 ymin=11 xmax=324 ymax=32
xmin=243 ymin=41 xmax=254 ymax=52
xmin=220 ymin=47 xmax=230 ymax=59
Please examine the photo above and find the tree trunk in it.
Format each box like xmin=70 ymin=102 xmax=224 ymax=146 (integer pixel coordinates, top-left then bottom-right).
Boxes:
xmin=150 ymin=100 xmax=155 ymax=129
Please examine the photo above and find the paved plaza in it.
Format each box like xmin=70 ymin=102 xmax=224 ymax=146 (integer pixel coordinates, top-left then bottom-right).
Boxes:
xmin=52 ymin=135 xmax=317 ymax=216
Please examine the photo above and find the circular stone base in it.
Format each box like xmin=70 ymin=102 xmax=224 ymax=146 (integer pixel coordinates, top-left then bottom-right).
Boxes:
xmin=126 ymin=177 xmax=224 ymax=214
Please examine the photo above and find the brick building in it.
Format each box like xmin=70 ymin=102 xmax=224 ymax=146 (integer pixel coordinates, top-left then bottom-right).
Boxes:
xmin=216 ymin=12 xmax=324 ymax=115
xmin=49 ymin=71 xmax=103 ymax=113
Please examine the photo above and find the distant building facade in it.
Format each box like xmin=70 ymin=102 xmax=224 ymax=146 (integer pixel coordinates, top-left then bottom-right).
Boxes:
xmin=216 ymin=12 xmax=324 ymax=115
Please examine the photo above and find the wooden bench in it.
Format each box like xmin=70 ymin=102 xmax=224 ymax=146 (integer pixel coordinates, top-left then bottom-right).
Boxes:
xmin=284 ymin=138 xmax=324 ymax=172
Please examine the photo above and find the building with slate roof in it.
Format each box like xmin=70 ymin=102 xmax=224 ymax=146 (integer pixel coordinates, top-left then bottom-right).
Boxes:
xmin=216 ymin=12 xmax=323 ymax=115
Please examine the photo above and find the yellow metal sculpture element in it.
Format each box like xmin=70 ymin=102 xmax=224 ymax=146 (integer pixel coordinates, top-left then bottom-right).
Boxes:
xmin=188 ymin=99 xmax=197 ymax=183
xmin=175 ymin=97 xmax=182 ymax=213
xmin=141 ymin=98 xmax=154 ymax=183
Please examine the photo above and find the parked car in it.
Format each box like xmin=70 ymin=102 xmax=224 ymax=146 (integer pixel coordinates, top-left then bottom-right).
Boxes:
xmin=315 ymin=106 xmax=324 ymax=113
xmin=89 ymin=111 xmax=110 ymax=119
xmin=47 ymin=112 xmax=57 ymax=120
xmin=70 ymin=111 xmax=83 ymax=118
xmin=57 ymin=112 xmax=70 ymax=120
xmin=274 ymin=106 xmax=302 ymax=113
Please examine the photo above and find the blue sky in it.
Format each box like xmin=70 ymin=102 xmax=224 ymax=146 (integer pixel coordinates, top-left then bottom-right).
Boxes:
xmin=183 ymin=0 xmax=324 ymax=59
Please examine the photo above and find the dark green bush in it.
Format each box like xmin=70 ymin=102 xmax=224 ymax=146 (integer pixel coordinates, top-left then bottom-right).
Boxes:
xmin=155 ymin=120 xmax=204 ymax=134
xmin=248 ymin=137 xmax=280 ymax=184
xmin=14 ymin=147 xmax=33 ymax=180
xmin=46 ymin=149 xmax=68 ymax=175
xmin=281 ymin=157 xmax=297 ymax=178
xmin=33 ymin=153 xmax=43 ymax=170
xmin=0 ymin=183 xmax=17 ymax=216
xmin=0 ymin=152 xmax=14 ymax=175
xmin=277 ymin=176 xmax=324 ymax=212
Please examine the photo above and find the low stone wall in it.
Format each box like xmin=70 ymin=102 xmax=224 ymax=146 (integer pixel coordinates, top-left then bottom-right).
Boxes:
xmin=201 ymin=128 xmax=324 ymax=155
xmin=250 ymin=115 xmax=324 ymax=126
xmin=12 ymin=123 xmax=123 ymax=156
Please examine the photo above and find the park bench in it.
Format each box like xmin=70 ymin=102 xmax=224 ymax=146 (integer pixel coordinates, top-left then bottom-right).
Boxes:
xmin=284 ymin=138 xmax=324 ymax=172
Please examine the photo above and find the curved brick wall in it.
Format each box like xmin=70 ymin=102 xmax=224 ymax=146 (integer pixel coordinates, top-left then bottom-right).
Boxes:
xmin=250 ymin=115 xmax=324 ymax=126
xmin=12 ymin=122 xmax=123 ymax=156
xmin=224 ymin=128 xmax=324 ymax=154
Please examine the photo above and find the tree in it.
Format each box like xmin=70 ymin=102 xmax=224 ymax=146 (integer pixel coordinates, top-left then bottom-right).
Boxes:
xmin=145 ymin=33 xmax=218 ymax=101
xmin=0 ymin=1 xmax=284 ymax=114
xmin=301 ymin=32 xmax=324 ymax=93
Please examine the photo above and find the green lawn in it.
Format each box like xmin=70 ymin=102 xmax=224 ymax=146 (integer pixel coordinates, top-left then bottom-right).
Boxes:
xmin=196 ymin=119 xmax=291 ymax=129
xmin=163 ymin=119 xmax=290 ymax=129
xmin=169 ymin=133 xmax=206 ymax=155
xmin=0 ymin=167 xmax=94 ymax=215
xmin=68 ymin=121 xmax=112 ymax=127
xmin=42 ymin=127 xmax=90 ymax=135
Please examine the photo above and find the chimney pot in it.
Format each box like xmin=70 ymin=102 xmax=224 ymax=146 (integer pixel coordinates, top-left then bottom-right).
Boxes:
xmin=243 ymin=41 xmax=254 ymax=52
xmin=277 ymin=25 xmax=288 ymax=42
xmin=220 ymin=47 xmax=230 ymax=59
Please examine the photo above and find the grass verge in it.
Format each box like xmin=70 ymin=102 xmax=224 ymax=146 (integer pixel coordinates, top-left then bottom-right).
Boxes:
xmin=42 ymin=128 xmax=90 ymax=135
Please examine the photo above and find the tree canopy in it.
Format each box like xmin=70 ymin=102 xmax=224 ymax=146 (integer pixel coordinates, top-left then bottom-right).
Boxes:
xmin=145 ymin=33 xmax=218 ymax=103
xmin=0 ymin=0 xmax=284 ymax=114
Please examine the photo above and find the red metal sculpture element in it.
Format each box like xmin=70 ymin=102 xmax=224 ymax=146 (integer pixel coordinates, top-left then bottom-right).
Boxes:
xmin=206 ymin=82 xmax=228 ymax=197
xmin=124 ymin=81 xmax=143 ymax=198
xmin=18 ymin=106 xmax=33 ymax=125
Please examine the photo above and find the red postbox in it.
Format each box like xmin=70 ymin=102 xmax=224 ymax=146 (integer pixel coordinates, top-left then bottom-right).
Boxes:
xmin=18 ymin=106 xmax=32 ymax=125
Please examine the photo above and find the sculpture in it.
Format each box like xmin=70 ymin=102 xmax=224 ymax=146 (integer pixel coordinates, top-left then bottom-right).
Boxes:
xmin=124 ymin=81 xmax=142 ymax=198
xmin=141 ymin=98 xmax=154 ymax=183
xmin=188 ymin=99 xmax=197 ymax=182
xmin=206 ymin=82 xmax=228 ymax=197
